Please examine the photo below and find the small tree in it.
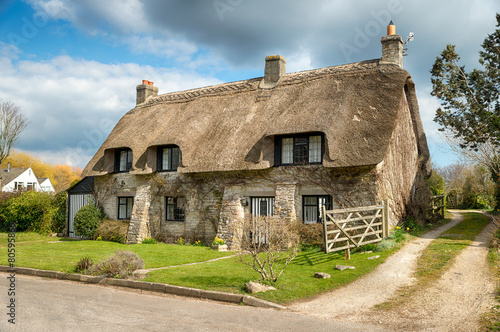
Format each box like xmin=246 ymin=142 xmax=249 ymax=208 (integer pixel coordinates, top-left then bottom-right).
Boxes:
xmin=237 ymin=216 xmax=300 ymax=282
xmin=0 ymin=100 xmax=29 ymax=164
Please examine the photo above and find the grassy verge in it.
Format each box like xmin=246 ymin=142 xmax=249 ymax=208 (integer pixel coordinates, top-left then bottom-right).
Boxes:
xmin=377 ymin=212 xmax=490 ymax=310
xmin=0 ymin=233 xmax=233 ymax=273
xmin=482 ymin=215 xmax=500 ymax=331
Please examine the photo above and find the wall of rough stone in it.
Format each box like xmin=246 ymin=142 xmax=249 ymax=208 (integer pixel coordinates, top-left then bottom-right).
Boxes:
xmin=376 ymin=90 xmax=420 ymax=228
xmin=94 ymin=165 xmax=381 ymax=248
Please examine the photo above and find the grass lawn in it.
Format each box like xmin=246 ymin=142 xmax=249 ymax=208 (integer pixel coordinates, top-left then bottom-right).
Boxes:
xmin=142 ymin=247 xmax=399 ymax=304
xmin=0 ymin=233 xmax=233 ymax=273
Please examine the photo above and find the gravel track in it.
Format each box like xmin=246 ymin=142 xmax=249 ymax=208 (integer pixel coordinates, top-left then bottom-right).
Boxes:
xmin=289 ymin=211 xmax=497 ymax=331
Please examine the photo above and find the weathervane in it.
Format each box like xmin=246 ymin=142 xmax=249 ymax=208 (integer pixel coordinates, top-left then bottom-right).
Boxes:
xmin=403 ymin=32 xmax=414 ymax=57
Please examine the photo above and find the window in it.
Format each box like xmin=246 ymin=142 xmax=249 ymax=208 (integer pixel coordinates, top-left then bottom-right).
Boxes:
xmin=118 ymin=197 xmax=133 ymax=220
xmin=302 ymin=195 xmax=332 ymax=224
xmin=114 ymin=148 xmax=133 ymax=173
xmin=251 ymin=197 xmax=274 ymax=217
xmin=158 ymin=146 xmax=181 ymax=172
xmin=275 ymin=133 xmax=323 ymax=166
xmin=16 ymin=182 xmax=24 ymax=191
xmin=166 ymin=197 xmax=185 ymax=221
xmin=26 ymin=183 xmax=34 ymax=191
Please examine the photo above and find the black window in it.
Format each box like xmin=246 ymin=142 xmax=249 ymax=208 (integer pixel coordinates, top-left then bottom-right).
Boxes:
xmin=157 ymin=146 xmax=181 ymax=171
xmin=166 ymin=196 xmax=185 ymax=221
xmin=302 ymin=195 xmax=332 ymax=224
xmin=275 ymin=134 xmax=323 ymax=166
xmin=118 ymin=197 xmax=133 ymax=220
xmin=114 ymin=148 xmax=133 ymax=173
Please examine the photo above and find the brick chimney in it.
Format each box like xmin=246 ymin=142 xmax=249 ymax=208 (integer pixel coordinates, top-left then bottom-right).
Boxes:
xmin=136 ymin=80 xmax=159 ymax=105
xmin=259 ymin=55 xmax=286 ymax=88
xmin=380 ymin=21 xmax=403 ymax=68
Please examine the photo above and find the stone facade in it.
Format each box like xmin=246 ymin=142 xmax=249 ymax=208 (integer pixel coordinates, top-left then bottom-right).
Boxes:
xmin=93 ymin=164 xmax=385 ymax=249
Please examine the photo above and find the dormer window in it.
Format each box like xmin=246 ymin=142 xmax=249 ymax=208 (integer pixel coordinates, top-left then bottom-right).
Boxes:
xmin=275 ymin=133 xmax=324 ymax=166
xmin=114 ymin=148 xmax=133 ymax=173
xmin=158 ymin=146 xmax=181 ymax=172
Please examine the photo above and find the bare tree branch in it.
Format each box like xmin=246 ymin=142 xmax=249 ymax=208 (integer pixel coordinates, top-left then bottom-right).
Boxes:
xmin=0 ymin=100 xmax=29 ymax=164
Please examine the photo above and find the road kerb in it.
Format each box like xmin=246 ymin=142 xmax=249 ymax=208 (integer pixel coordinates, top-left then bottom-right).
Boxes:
xmin=0 ymin=265 xmax=285 ymax=309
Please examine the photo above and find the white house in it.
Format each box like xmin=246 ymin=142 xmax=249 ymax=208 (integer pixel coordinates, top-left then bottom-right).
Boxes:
xmin=37 ymin=177 xmax=55 ymax=193
xmin=0 ymin=166 xmax=54 ymax=193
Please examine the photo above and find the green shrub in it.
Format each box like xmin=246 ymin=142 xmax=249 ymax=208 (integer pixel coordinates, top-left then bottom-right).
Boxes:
xmin=74 ymin=204 xmax=104 ymax=238
xmin=0 ymin=191 xmax=55 ymax=233
xmin=0 ymin=191 xmax=66 ymax=234
xmin=74 ymin=257 xmax=94 ymax=273
xmin=94 ymin=220 xmax=128 ymax=243
xmin=142 ymin=237 xmax=157 ymax=244
xmin=51 ymin=192 xmax=67 ymax=233
xmin=89 ymin=250 xmax=144 ymax=278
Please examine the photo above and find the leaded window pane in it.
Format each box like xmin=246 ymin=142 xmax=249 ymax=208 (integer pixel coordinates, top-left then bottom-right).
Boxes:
xmin=162 ymin=148 xmax=171 ymax=170
xmin=294 ymin=137 xmax=308 ymax=164
xmin=172 ymin=147 xmax=180 ymax=170
xmin=282 ymin=138 xmax=293 ymax=164
xmin=119 ymin=150 xmax=127 ymax=171
xmin=309 ymin=135 xmax=321 ymax=163
xmin=166 ymin=196 xmax=185 ymax=221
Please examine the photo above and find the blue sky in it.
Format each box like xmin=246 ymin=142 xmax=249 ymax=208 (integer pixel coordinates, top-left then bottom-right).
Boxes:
xmin=0 ymin=0 xmax=499 ymax=169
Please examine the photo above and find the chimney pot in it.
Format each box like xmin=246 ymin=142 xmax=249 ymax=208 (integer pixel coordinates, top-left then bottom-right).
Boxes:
xmin=380 ymin=22 xmax=403 ymax=68
xmin=260 ymin=55 xmax=286 ymax=89
xmin=387 ymin=20 xmax=396 ymax=36
xmin=136 ymin=80 xmax=159 ymax=105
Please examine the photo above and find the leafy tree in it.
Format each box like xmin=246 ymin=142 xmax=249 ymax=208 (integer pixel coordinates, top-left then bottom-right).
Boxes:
xmin=431 ymin=13 xmax=500 ymax=148
xmin=431 ymin=13 xmax=500 ymax=210
xmin=0 ymin=100 xmax=29 ymax=164
xmin=427 ymin=167 xmax=445 ymax=195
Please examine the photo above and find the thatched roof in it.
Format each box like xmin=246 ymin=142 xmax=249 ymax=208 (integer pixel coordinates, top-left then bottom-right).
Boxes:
xmin=83 ymin=59 xmax=430 ymax=176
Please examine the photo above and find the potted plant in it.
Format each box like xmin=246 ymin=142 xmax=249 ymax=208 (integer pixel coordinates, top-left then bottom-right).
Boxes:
xmin=211 ymin=237 xmax=227 ymax=251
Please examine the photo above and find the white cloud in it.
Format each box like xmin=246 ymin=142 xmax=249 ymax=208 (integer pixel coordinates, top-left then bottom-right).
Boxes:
xmin=27 ymin=0 xmax=150 ymax=35
xmin=286 ymin=52 xmax=314 ymax=73
xmin=0 ymin=44 xmax=222 ymax=168
xmin=126 ymin=35 xmax=198 ymax=59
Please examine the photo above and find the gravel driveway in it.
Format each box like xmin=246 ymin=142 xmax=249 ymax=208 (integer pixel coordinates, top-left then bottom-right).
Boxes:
xmin=289 ymin=211 xmax=497 ymax=331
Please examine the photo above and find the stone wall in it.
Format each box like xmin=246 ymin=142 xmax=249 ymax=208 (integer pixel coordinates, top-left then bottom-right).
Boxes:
xmin=376 ymin=90 xmax=421 ymax=227
xmin=94 ymin=166 xmax=381 ymax=248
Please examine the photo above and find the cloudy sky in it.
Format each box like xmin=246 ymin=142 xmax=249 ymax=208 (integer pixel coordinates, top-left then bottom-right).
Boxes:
xmin=0 ymin=0 xmax=498 ymax=169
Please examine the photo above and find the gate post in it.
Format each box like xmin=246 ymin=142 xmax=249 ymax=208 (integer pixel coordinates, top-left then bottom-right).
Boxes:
xmin=382 ymin=199 xmax=389 ymax=238
xmin=322 ymin=205 xmax=328 ymax=253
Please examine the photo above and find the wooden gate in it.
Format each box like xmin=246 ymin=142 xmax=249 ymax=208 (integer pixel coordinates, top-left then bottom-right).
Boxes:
xmin=322 ymin=200 xmax=389 ymax=256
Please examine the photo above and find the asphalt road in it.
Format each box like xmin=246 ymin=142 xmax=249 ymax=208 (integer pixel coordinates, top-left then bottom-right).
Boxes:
xmin=0 ymin=272 xmax=384 ymax=332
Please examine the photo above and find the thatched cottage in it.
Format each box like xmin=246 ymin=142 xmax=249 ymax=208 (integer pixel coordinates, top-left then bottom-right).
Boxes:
xmin=79 ymin=24 xmax=431 ymax=247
